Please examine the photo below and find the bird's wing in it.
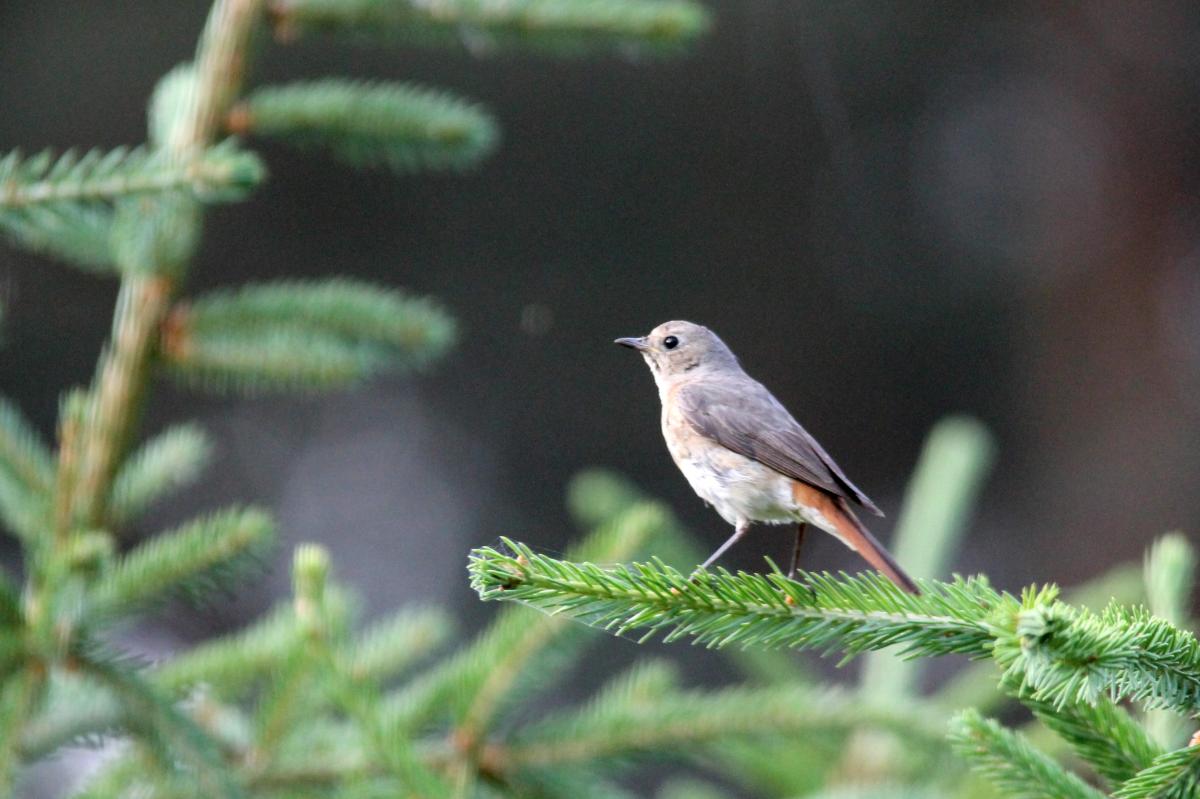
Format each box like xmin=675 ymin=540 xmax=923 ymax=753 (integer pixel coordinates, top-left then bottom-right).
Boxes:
xmin=677 ymin=379 xmax=883 ymax=516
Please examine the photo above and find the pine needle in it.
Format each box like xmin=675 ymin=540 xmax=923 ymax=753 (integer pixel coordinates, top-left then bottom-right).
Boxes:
xmin=0 ymin=143 xmax=262 ymax=271
xmin=949 ymin=709 xmax=1105 ymax=799
xmin=1113 ymin=745 xmax=1200 ymax=799
xmin=108 ymin=423 xmax=215 ymax=527
xmin=88 ymin=506 xmax=276 ymax=620
xmin=269 ymin=0 xmax=711 ymax=56
xmin=234 ymin=79 xmax=498 ymax=172
xmin=161 ymin=279 xmax=456 ymax=394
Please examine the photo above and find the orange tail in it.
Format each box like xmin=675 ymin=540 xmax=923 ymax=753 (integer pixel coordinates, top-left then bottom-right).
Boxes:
xmin=831 ymin=500 xmax=920 ymax=594
xmin=792 ymin=482 xmax=920 ymax=594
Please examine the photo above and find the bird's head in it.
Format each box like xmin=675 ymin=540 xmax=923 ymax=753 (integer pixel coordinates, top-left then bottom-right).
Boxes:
xmin=615 ymin=320 xmax=739 ymax=383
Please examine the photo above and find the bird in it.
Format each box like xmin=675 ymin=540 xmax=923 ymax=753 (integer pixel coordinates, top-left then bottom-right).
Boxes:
xmin=615 ymin=320 xmax=919 ymax=594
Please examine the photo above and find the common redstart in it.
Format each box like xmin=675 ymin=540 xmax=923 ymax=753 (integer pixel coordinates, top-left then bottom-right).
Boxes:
xmin=616 ymin=320 xmax=919 ymax=594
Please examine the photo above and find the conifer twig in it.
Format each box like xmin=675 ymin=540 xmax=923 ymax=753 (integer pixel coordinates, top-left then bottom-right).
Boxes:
xmin=949 ymin=709 xmax=1105 ymax=799
xmin=491 ymin=683 xmax=942 ymax=772
xmin=1022 ymin=693 xmax=1162 ymax=788
xmin=0 ymin=145 xmax=262 ymax=211
xmin=268 ymin=0 xmax=711 ymax=55
xmin=455 ymin=504 xmax=676 ymax=746
xmin=229 ymin=80 xmax=498 ymax=172
xmin=80 ymin=648 xmax=243 ymax=799
xmin=1112 ymin=744 xmax=1200 ymax=799
xmin=469 ymin=542 xmax=1200 ymax=715
xmin=69 ymin=0 xmax=266 ymax=529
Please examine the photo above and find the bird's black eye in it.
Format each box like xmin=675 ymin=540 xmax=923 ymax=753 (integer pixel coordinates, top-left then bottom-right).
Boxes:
xmin=663 ymin=335 xmax=679 ymax=350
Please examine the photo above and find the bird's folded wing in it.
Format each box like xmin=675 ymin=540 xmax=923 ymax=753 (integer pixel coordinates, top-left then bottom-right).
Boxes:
xmin=677 ymin=380 xmax=883 ymax=516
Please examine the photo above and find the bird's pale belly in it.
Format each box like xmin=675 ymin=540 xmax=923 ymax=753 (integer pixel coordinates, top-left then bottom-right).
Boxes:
xmin=663 ymin=423 xmax=798 ymax=527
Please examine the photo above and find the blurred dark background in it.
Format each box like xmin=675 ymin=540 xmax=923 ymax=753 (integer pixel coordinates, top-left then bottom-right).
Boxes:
xmin=3 ymin=0 xmax=1200 ymax=687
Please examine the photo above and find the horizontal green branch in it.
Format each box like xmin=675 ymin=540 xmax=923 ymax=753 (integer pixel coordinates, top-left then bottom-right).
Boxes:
xmin=162 ymin=279 xmax=456 ymax=394
xmin=0 ymin=142 xmax=263 ymax=210
xmin=471 ymin=539 xmax=1010 ymax=658
xmin=949 ymin=709 xmax=1105 ymax=799
xmin=498 ymin=682 xmax=942 ymax=772
xmin=88 ymin=506 xmax=276 ymax=620
xmin=269 ymin=0 xmax=711 ymax=55
xmin=231 ymin=80 xmax=498 ymax=172
xmin=469 ymin=541 xmax=1200 ymax=716
xmin=1112 ymin=744 xmax=1200 ymax=799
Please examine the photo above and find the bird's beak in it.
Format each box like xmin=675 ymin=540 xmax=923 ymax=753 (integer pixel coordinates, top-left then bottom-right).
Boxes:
xmin=614 ymin=336 xmax=649 ymax=352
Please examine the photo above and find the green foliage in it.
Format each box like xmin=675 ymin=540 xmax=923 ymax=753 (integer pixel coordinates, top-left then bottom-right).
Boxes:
xmin=108 ymin=423 xmax=214 ymax=527
xmin=471 ymin=540 xmax=1007 ymax=656
xmin=0 ymin=396 xmax=54 ymax=497
xmin=949 ymin=709 xmax=1106 ymax=799
xmin=235 ymin=79 xmax=498 ymax=172
xmin=996 ymin=601 xmax=1200 ymax=715
xmin=383 ymin=502 xmax=678 ymax=735
xmin=1022 ymin=692 xmax=1161 ymax=787
xmin=80 ymin=648 xmax=243 ymax=799
xmin=162 ymin=279 xmax=456 ymax=393
xmin=88 ymin=506 xmax=276 ymax=620
xmin=507 ymin=671 xmax=940 ymax=772
xmin=0 ymin=0 xmax=716 ymax=790
xmin=0 ymin=459 xmax=49 ymax=541
xmin=1143 ymin=532 xmax=1196 ymax=748
xmin=270 ymin=0 xmax=711 ymax=55
xmin=470 ymin=541 xmax=1200 ymax=723
xmin=151 ymin=602 xmax=300 ymax=698
xmin=0 ymin=143 xmax=262 ymax=272
xmin=1112 ymin=745 xmax=1200 ymax=799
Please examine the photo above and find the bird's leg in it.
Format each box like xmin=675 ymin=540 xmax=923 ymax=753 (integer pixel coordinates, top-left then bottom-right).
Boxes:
xmin=696 ymin=520 xmax=752 ymax=573
xmin=787 ymin=522 xmax=807 ymax=580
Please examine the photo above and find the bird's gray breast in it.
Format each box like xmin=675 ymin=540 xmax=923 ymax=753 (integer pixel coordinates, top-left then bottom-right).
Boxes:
xmin=660 ymin=394 xmax=795 ymax=526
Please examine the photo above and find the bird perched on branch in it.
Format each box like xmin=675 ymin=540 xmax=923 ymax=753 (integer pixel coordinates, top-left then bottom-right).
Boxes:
xmin=616 ymin=320 xmax=919 ymax=594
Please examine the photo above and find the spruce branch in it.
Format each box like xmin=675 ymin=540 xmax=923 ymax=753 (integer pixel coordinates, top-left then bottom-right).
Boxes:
xmin=67 ymin=0 xmax=267 ymax=536
xmin=1112 ymin=744 xmax=1200 ymax=799
xmin=934 ymin=560 xmax=1148 ymax=715
xmin=0 ymin=203 xmax=115 ymax=273
xmin=347 ymin=605 xmax=455 ymax=682
xmin=469 ymin=540 xmax=1006 ymax=656
xmin=0 ymin=143 xmax=263 ymax=211
xmin=949 ymin=709 xmax=1105 ymax=799
xmin=996 ymin=602 xmax=1200 ymax=715
xmin=107 ymin=422 xmax=215 ymax=527
xmin=152 ymin=602 xmax=299 ymax=698
xmin=18 ymin=669 xmax=124 ymax=761
xmin=379 ymin=500 xmax=681 ymax=784
xmin=88 ymin=506 xmax=276 ymax=620
xmin=566 ymin=469 xmax=649 ymax=529
xmin=1143 ymin=532 xmax=1196 ymax=748
xmin=268 ymin=0 xmax=711 ymax=56
xmin=0 ymin=462 xmax=50 ymax=541
xmin=0 ymin=144 xmax=262 ymax=273
xmin=230 ymin=80 xmax=499 ymax=172
xmin=0 ymin=667 xmax=45 ymax=795
xmin=0 ymin=396 xmax=55 ymax=496
xmin=80 ymin=647 xmax=242 ymax=799
xmin=453 ymin=504 xmax=677 ymax=744
xmin=69 ymin=276 xmax=174 ymax=529
xmin=1144 ymin=533 xmax=1195 ymax=629
xmin=471 ymin=542 xmax=1200 ymax=717
xmin=161 ymin=279 xmax=456 ymax=394
xmin=1023 ymin=693 xmax=1162 ymax=787
xmin=498 ymin=679 xmax=942 ymax=773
